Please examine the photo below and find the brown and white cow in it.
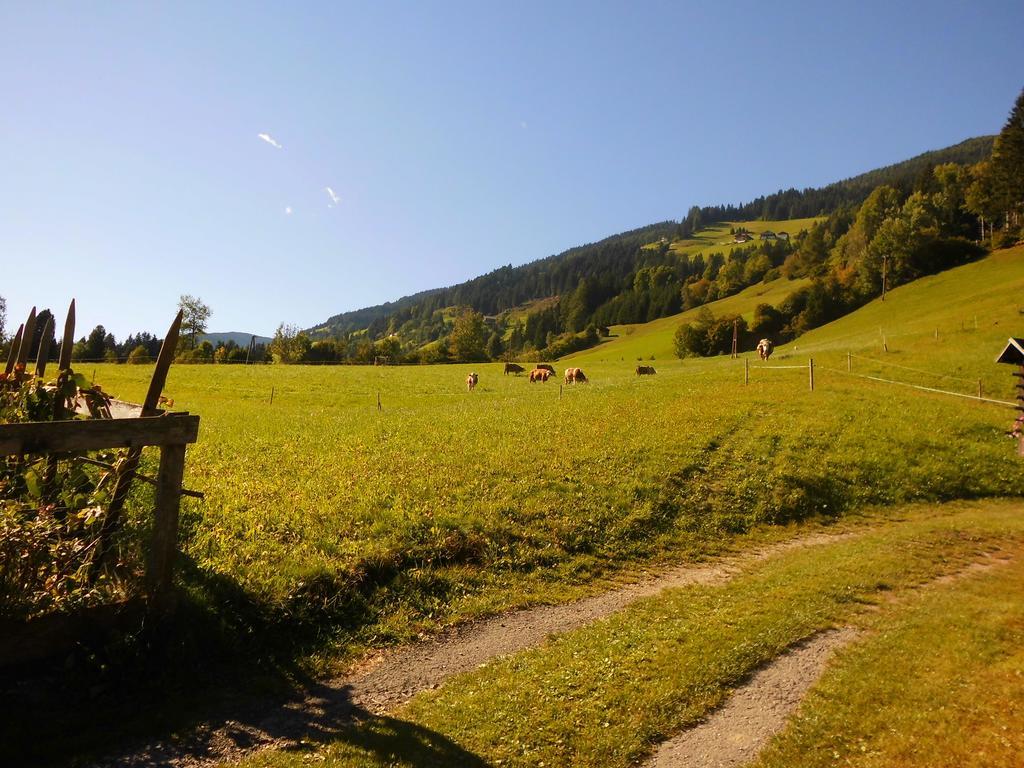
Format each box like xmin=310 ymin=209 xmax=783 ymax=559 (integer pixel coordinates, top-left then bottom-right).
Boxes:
xmin=466 ymin=372 xmax=479 ymax=391
xmin=529 ymin=368 xmax=552 ymax=383
xmin=564 ymin=367 xmax=587 ymax=384
xmin=757 ymin=339 xmax=774 ymax=361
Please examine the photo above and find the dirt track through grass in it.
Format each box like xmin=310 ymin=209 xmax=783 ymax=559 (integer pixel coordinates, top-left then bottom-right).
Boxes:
xmin=98 ymin=532 xmax=850 ymax=768
xmin=643 ymin=553 xmax=1015 ymax=768
xmin=644 ymin=628 xmax=859 ymax=768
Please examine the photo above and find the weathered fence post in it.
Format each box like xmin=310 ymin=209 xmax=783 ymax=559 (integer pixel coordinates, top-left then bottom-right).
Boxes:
xmin=43 ymin=301 xmax=76 ymax=499
xmin=809 ymin=358 xmax=815 ymax=391
xmin=744 ymin=357 xmax=749 ymax=385
xmin=147 ymin=442 xmax=187 ymax=605
xmin=90 ymin=310 xmax=182 ymax=581
xmin=34 ymin=317 xmax=54 ymax=378
xmin=16 ymin=308 xmax=36 ymax=370
xmin=978 ymin=380 xmax=983 ymax=399
xmin=847 ymin=351 xmax=852 ymax=372
xmin=270 ymin=387 xmax=275 ymax=405
xmin=4 ymin=324 xmax=24 ymax=375
xmin=377 ymin=391 xmax=381 ymax=411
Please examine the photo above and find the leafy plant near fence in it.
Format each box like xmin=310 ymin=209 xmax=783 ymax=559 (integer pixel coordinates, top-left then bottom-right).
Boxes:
xmin=0 ymin=366 xmax=136 ymax=619
xmin=0 ymin=302 xmax=168 ymax=622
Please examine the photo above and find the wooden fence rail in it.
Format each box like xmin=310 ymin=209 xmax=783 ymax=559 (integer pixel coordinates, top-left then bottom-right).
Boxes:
xmin=0 ymin=413 xmax=200 ymax=605
xmin=2 ymin=301 xmax=197 ymax=613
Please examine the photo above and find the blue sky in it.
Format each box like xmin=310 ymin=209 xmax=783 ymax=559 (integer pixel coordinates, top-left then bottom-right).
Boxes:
xmin=2 ymin=1 xmax=1023 ymax=340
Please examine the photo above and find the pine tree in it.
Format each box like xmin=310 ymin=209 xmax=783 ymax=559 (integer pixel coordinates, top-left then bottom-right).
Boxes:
xmin=991 ymin=88 xmax=1024 ymax=225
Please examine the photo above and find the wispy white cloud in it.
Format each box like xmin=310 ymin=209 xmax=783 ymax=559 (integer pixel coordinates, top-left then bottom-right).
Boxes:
xmin=285 ymin=206 xmax=293 ymax=215
xmin=325 ymin=186 xmax=341 ymax=207
xmin=257 ymin=132 xmax=283 ymax=149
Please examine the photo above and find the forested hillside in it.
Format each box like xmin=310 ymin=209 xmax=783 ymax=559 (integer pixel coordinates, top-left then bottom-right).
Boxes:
xmin=285 ymin=90 xmax=1018 ymax=367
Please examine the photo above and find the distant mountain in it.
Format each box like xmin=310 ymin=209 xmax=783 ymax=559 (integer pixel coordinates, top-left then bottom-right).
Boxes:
xmin=308 ymin=135 xmax=995 ymax=341
xmin=199 ymin=332 xmax=273 ymax=347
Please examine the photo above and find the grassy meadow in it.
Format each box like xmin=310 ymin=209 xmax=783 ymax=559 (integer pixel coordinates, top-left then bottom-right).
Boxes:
xmin=85 ymin=245 xmax=1024 ymax=662
xmin=573 ymin=242 xmax=1024 ymax=401
xmin=567 ymin=274 xmax=811 ymax=362
xmin=664 ymin=217 xmax=824 ymax=261
xmin=9 ymin=246 xmax=1024 ymax=767
xmin=236 ymin=499 xmax=1024 ymax=768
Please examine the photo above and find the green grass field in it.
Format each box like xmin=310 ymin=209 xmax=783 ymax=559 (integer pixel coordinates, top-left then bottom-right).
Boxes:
xmin=665 ymin=217 xmax=823 ymax=260
xmin=12 ymin=244 xmax=1023 ymax=768
xmin=566 ymin=274 xmax=811 ymax=363
xmin=78 ymin=247 xmax=1024 ymax=658
xmin=235 ymin=500 xmax=1024 ymax=768
xmin=573 ymin=243 xmax=1024 ymax=403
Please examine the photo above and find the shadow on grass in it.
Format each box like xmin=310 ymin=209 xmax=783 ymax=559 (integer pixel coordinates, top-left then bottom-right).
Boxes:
xmin=85 ymin=676 xmax=490 ymax=768
xmin=3 ymin=552 xmax=491 ymax=768
xmin=1 ymin=551 xmax=487 ymax=768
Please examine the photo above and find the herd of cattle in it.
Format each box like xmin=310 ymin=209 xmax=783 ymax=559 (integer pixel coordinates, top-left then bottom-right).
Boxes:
xmin=466 ymin=362 xmax=660 ymax=390
xmin=467 ymin=339 xmax=774 ymax=390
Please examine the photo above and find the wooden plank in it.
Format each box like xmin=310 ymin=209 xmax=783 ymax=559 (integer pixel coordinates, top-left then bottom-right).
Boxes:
xmin=0 ymin=414 xmax=199 ymax=455
xmin=43 ymin=301 xmax=77 ymax=499
xmin=92 ymin=309 xmax=184 ymax=579
xmin=146 ymin=443 xmax=186 ymax=603
xmin=34 ymin=316 xmax=54 ymax=378
xmin=4 ymin=323 xmax=24 ymax=374
xmin=15 ymin=307 xmax=36 ymax=369
xmin=142 ymin=309 xmax=183 ymax=415
xmin=57 ymin=299 xmax=75 ymax=371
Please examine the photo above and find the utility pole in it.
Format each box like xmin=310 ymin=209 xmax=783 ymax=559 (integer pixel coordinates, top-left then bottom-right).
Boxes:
xmin=881 ymin=254 xmax=888 ymax=302
xmin=731 ymin=318 xmax=738 ymax=358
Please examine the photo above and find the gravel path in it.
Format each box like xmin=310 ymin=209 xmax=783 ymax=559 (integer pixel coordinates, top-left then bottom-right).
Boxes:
xmin=96 ymin=532 xmax=850 ymax=768
xmin=641 ymin=552 xmax=1015 ymax=768
xmin=644 ymin=628 xmax=859 ymax=768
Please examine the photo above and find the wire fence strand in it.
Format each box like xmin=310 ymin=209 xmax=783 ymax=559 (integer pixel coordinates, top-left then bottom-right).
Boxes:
xmin=818 ymin=365 xmax=1017 ymax=408
xmin=849 ymin=353 xmax=978 ymax=384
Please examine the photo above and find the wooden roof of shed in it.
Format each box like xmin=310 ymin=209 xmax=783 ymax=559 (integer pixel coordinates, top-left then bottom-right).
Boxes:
xmin=995 ymin=337 xmax=1024 ymax=364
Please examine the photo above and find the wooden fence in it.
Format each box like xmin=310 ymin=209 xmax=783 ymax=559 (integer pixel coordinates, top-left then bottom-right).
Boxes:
xmin=1 ymin=302 xmax=200 ymax=666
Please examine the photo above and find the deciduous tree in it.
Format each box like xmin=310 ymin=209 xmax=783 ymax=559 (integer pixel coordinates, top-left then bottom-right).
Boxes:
xmin=177 ymin=295 xmax=211 ymax=350
xmin=449 ymin=308 xmax=487 ymax=362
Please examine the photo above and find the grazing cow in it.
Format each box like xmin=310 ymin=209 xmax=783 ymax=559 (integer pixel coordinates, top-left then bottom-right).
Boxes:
xmin=757 ymin=339 xmax=774 ymax=361
xmin=466 ymin=372 xmax=479 ymax=391
xmin=530 ymin=368 xmax=552 ymax=383
xmin=504 ymin=362 xmax=525 ymax=376
xmin=564 ymin=367 xmax=587 ymax=384
xmin=536 ymin=363 xmax=555 ymax=374
xmin=636 ymin=365 xmax=656 ymax=376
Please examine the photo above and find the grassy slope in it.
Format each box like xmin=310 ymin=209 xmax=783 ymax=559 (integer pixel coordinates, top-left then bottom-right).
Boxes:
xmin=237 ymin=500 xmax=1024 ymax=768
xmin=571 ymin=244 xmax=1024 ymax=401
xmin=755 ymin=548 xmax=1024 ymax=768
xmin=14 ymin=249 xmax=1024 ymax=767
xmin=566 ymin=275 xmax=811 ymax=363
xmin=81 ymin=247 xmax=1024 ymax=642
xmin=787 ymin=245 xmax=1024 ymax=394
xmin=666 ymin=217 xmax=822 ymax=262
